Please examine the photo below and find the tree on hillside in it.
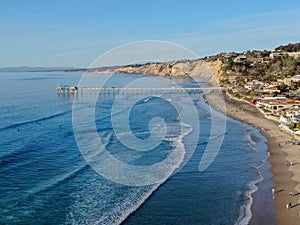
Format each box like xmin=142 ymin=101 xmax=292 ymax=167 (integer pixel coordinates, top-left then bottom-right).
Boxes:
xmin=275 ymin=43 xmax=300 ymax=52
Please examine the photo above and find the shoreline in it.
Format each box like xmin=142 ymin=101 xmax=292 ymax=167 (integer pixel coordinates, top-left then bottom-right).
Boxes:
xmin=207 ymin=90 xmax=300 ymax=225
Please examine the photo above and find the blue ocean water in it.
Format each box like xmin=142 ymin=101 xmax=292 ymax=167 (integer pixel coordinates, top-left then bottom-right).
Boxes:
xmin=0 ymin=72 xmax=270 ymax=224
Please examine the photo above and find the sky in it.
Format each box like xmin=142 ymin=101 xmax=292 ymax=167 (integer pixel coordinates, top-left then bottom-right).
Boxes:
xmin=0 ymin=0 xmax=300 ymax=68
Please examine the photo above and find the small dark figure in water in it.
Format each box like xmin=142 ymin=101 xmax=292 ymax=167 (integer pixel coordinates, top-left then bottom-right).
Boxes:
xmin=17 ymin=128 xmax=20 ymax=132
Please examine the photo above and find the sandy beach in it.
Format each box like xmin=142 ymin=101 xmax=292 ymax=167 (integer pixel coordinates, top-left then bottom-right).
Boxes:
xmin=206 ymin=90 xmax=300 ymax=225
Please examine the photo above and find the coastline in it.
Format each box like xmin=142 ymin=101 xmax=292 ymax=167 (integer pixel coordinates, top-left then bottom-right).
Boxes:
xmin=207 ymin=90 xmax=300 ymax=225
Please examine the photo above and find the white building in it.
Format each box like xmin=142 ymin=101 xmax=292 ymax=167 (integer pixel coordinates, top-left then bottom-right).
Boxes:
xmin=283 ymin=75 xmax=300 ymax=86
xmin=256 ymin=97 xmax=300 ymax=116
xmin=270 ymin=51 xmax=300 ymax=59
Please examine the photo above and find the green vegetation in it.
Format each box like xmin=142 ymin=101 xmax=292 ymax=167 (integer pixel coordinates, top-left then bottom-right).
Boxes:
xmin=275 ymin=43 xmax=300 ymax=52
xmin=222 ymin=55 xmax=300 ymax=79
xmin=210 ymin=42 xmax=300 ymax=102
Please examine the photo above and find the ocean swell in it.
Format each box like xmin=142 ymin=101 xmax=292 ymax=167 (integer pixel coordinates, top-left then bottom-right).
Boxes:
xmin=66 ymin=123 xmax=193 ymax=225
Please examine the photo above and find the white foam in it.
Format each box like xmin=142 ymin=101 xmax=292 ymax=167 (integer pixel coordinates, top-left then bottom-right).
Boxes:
xmin=111 ymin=123 xmax=193 ymax=225
xmin=236 ymin=176 xmax=263 ymax=225
xmin=66 ymin=122 xmax=193 ymax=225
xmin=245 ymin=133 xmax=256 ymax=147
xmin=235 ymin=159 xmax=264 ymax=225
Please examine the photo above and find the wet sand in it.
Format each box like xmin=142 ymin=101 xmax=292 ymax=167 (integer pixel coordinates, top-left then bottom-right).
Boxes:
xmin=206 ymin=90 xmax=300 ymax=225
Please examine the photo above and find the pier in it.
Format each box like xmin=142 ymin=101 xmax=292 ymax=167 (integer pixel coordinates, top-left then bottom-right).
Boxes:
xmin=56 ymin=85 xmax=223 ymax=96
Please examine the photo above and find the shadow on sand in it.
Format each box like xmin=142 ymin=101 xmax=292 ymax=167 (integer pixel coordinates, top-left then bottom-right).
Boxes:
xmin=291 ymin=203 xmax=300 ymax=208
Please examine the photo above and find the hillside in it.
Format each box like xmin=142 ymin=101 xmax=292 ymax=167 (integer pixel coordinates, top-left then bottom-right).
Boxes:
xmin=91 ymin=43 xmax=300 ymax=88
xmin=275 ymin=43 xmax=300 ymax=52
xmin=214 ymin=45 xmax=300 ymax=86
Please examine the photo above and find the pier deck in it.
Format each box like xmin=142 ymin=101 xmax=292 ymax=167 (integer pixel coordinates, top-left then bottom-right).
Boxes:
xmin=56 ymin=85 xmax=223 ymax=96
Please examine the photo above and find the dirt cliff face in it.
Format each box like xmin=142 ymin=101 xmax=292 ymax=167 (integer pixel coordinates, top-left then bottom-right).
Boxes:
xmin=115 ymin=59 xmax=223 ymax=85
xmin=202 ymin=60 xmax=223 ymax=85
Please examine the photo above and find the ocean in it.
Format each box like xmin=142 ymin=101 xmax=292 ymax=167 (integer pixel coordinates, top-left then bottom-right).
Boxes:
xmin=0 ymin=72 xmax=272 ymax=224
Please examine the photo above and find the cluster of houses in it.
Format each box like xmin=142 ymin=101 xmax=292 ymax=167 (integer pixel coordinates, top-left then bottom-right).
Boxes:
xmin=246 ymin=76 xmax=300 ymax=135
xmin=254 ymin=95 xmax=300 ymax=136
xmin=240 ymin=75 xmax=300 ymax=137
xmin=221 ymin=50 xmax=300 ymax=66
xmin=216 ymin=48 xmax=300 ymax=138
xmin=256 ymin=96 xmax=299 ymax=116
xmin=221 ymin=52 xmax=300 ymax=137
xmin=242 ymin=76 xmax=300 ymax=94
xmin=243 ymin=80 xmax=282 ymax=93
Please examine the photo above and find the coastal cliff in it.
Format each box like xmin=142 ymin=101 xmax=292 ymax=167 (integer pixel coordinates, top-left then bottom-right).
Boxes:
xmin=92 ymin=42 xmax=300 ymax=90
xmin=110 ymin=59 xmax=223 ymax=85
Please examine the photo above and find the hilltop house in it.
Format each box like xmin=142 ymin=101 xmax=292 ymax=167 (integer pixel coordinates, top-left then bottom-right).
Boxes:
xmin=248 ymin=57 xmax=269 ymax=64
xmin=270 ymin=51 xmax=300 ymax=59
xmin=234 ymin=55 xmax=247 ymax=63
xmin=287 ymin=52 xmax=300 ymax=59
